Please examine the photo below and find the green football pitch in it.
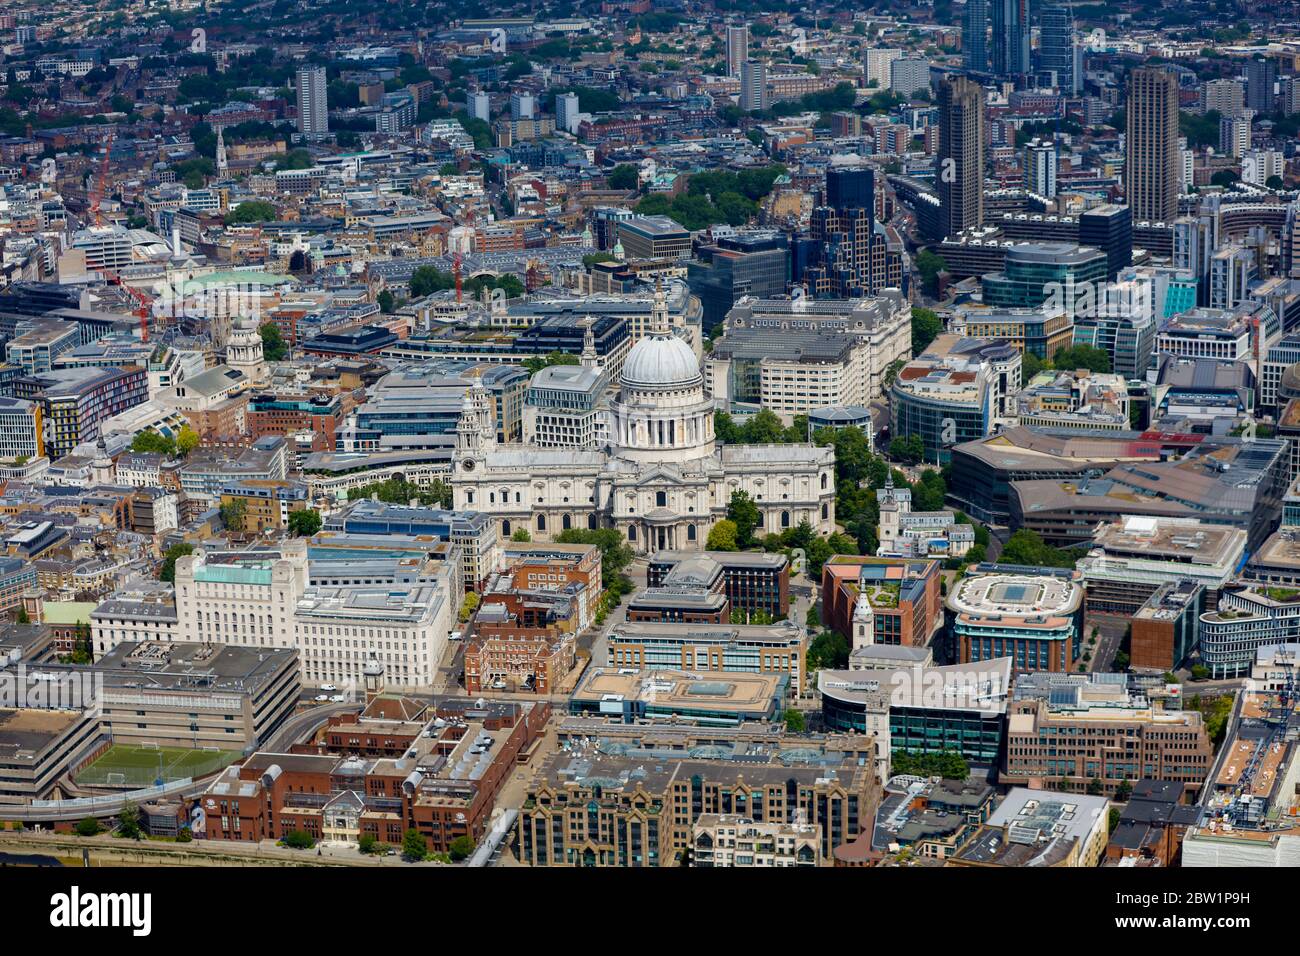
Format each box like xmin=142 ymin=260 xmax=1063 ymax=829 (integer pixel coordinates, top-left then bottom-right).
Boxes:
xmin=76 ymin=745 xmax=238 ymax=786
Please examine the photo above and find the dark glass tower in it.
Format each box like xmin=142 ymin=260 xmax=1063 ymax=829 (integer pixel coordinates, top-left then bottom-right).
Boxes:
xmin=1038 ymin=2 xmax=1078 ymax=95
xmin=990 ymin=0 xmax=1031 ymax=78
xmin=825 ymin=167 xmax=875 ymax=213
xmin=963 ymin=0 xmax=989 ymax=73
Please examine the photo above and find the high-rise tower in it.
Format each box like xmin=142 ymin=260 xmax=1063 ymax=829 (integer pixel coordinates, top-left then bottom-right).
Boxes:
xmin=936 ymin=75 xmax=986 ymax=240
xmin=1126 ymin=66 xmax=1180 ymax=224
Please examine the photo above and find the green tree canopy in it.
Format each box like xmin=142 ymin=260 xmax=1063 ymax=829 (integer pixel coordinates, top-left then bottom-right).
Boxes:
xmin=911 ymin=307 xmax=943 ymax=356
xmin=288 ymin=509 xmax=323 ymax=537
xmin=259 ymin=322 xmax=287 ymax=361
xmin=706 ymin=519 xmax=739 ymax=551
xmin=726 ymin=490 xmax=762 ymax=549
xmin=225 ymin=200 xmax=278 ymax=225
xmin=607 ymin=163 xmax=639 ymax=190
xmin=160 ymin=543 xmax=195 ymax=584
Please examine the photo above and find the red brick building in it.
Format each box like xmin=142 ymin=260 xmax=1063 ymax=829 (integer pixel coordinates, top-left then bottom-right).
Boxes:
xmin=199 ymin=696 xmax=549 ymax=853
xmin=820 ymin=556 xmax=943 ymax=648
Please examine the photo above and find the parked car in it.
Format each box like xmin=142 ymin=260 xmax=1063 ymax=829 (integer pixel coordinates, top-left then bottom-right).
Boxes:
xmin=328 ymin=694 xmax=346 ymax=703
xmin=314 ymin=694 xmax=329 ymax=702
xmin=320 ymin=683 xmax=338 ymax=692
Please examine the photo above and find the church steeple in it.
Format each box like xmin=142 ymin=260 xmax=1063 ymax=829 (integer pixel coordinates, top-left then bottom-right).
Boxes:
xmin=580 ymin=315 xmax=599 ymax=370
xmin=651 ymin=276 xmax=669 ymax=335
xmin=215 ymin=127 xmax=228 ymax=175
xmin=455 ymin=376 xmax=492 ymax=456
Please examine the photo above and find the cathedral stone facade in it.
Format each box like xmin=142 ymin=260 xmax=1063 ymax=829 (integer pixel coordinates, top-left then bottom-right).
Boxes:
xmin=450 ymin=283 xmax=836 ymax=553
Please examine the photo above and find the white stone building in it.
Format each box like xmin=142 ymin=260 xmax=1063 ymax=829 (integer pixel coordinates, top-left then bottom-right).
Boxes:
xmin=451 ymin=282 xmax=836 ymax=552
xmin=171 ymin=542 xmax=452 ymax=690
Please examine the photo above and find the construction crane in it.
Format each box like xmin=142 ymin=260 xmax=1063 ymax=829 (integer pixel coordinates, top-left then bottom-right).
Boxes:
xmin=107 ymin=276 xmax=154 ymax=343
xmin=88 ymin=129 xmax=115 ymax=228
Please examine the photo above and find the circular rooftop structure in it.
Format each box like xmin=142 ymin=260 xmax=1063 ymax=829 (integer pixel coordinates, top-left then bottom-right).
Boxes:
xmin=620 ymin=332 xmax=702 ymax=391
xmin=1280 ymin=362 xmax=1300 ymax=405
xmin=946 ymin=572 xmax=1082 ymax=621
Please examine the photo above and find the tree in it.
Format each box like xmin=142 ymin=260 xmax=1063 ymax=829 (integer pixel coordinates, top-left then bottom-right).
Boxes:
xmin=997 ymin=529 xmax=1085 ymax=569
xmin=68 ymin=622 xmax=92 ymax=665
xmin=783 ymin=708 xmax=806 ymax=732
xmin=915 ymin=251 xmax=946 ymax=298
xmin=225 ymin=200 xmax=279 ymax=225
xmin=889 ymin=434 xmax=925 ymax=465
xmin=806 ymin=629 xmax=850 ymax=670
xmin=259 ymin=322 xmax=287 ymax=362
xmin=891 ymin=749 xmax=969 ymax=780
xmin=448 ymin=835 xmax=475 ymax=861
xmin=458 ymin=591 xmax=481 ymax=623
xmin=15 ymin=606 xmax=29 ymax=625
xmin=347 ymin=477 xmax=452 ymax=509
xmin=1051 ymin=344 xmax=1111 ymax=373
xmin=288 ymin=509 xmax=323 ymax=537
xmin=132 ymin=431 xmax=177 ymax=456
xmin=510 ymin=528 xmax=532 ymax=542
xmin=911 ymin=307 xmax=943 ymax=356
xmin=358 ymin=834 xmax=379 ymax=855
xmin=116 ymin=802 xmax=142 ymax=840
xmin=1086 ymin=778 xmax=1105 ymax=796
xmin=401 ymin=828 xmax=427 ymax=861
xmin=76 ymin=817 xmax=101 ymax=837
xmin=409 ymin=265 xmax=455 ymax=299
xmin=160 ymin=543 xmax=194 ymax=584
xmin=726 ymin=490 xmax=762 ymax=549
xmin=706 ymin=519 xmax=739 ymax=551
xmin=282 ymin=829 xmax=315 ymax=849
xmin=1021 ymin=350 xmax=1046 ymax=382
xmin=607 ymin=163 xmax=639 ymax=190
xmin=377 ymin=290 xmax=396 ymax=314
xmin=176 ymin=426 xmax=200 ymax=457
xmin=912 ymin=469 xmax=947 ymax=511
xmin=1115 ymin=779 xmax=1133 ymax=802
xmin=522 ymin=351 xmax=580 ymax=376
xmin=219 ymin=499 xmax=247 ymax=531
xmin=1190 ymin=664 xmax=1210 ymax=681
xmin=883 ymin=358 xmax=905 ymax=389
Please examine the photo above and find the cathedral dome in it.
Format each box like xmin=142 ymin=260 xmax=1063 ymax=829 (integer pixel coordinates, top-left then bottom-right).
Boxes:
xmin=620 ymin=333 xmax=702 ymax=390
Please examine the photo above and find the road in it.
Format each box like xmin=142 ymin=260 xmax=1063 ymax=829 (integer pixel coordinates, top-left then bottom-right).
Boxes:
xmin=1085 ymin=616 xmax=1128 ymax=673
xmin=264 ymin=701 xmax=358 ymax=751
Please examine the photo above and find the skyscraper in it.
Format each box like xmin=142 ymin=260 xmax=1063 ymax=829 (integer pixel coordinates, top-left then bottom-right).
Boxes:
xmin=740 ymin=60 xmax=767 ymax=113
xmin=1024 ymin=138 xmax=1057 ymax=199
xmin=990 ymin=0 xmax=1030 ymax=77
xmin=1039 ymin=2 xmax=1079 ymax=96
xmin=1078 ymin=204 xmax=1133 ymax=281
xmin=864 ymin=47 xmax=902 ymax=89
xmin=826 ymin=167 xmax=875 ymax=212
xmin=727 ymin=25 xmax=749 ymax=78
xmin=296 ymin=65 xmax=328 ymax=139
xmin=805 ymin=166 xmax=905 ymax=297
xmin=963 ymin=0 xmax=989 ymax=72
xmin=556 ymin=92 xmax=580 ymax=134
xmin=467 ymin=90 xmax=491 ymax=123
xmin=1246 ymin=58 xmax=1277 ymax=115
xmin=1126 ymin=66 xmax=1180 ymax=224
xmin=936 ymin=75 xmax=986 ymax=240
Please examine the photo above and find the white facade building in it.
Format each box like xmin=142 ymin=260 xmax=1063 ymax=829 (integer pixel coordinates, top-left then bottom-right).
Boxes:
xmin=452 ymin=282 xmax=836 ymax=552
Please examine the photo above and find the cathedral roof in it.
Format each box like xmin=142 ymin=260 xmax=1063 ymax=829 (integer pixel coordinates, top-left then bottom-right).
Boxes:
xmin=620 ymin=332 xmax=702 ymax=391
